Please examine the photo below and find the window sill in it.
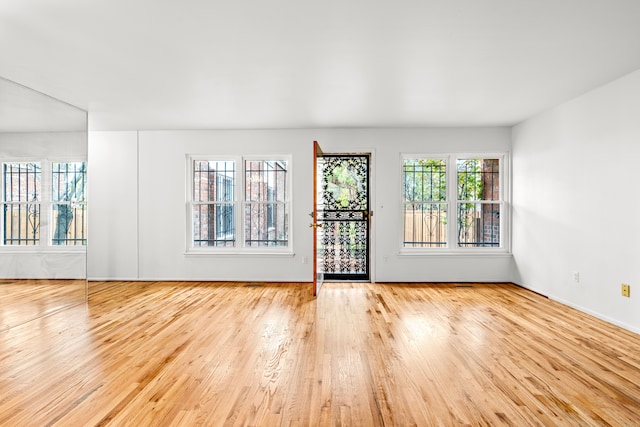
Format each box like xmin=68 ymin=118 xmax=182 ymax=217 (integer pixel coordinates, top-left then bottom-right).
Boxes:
xmin=185 ymin=249 xmax=295 ymax=258
xmin=0 ymin=247 xmax=86 ymax=254
xmin=398 ymin=249 xmax=512 ymax=258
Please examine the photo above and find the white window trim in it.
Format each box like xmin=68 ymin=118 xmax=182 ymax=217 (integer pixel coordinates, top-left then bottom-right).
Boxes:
xmin=0 ymin=158 xmax=87 ymax=252
xmin=186 ymin=154 xmax=293 ymax=255
xmin=399 ymin=152 xmax=510 ymax=255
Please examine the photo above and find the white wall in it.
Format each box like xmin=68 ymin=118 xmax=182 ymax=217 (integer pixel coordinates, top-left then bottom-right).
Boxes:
xmin=88 ymin=127 xmax=513 ymax=282
xmin=87 ymin=132 xmax=139 ymax=279
xmin=512 ymin=69 xmax=640 ymax=333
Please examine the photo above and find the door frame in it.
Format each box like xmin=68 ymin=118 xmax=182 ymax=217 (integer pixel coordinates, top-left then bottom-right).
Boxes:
xmin=313 ymin=141 xmax=323 ymax=296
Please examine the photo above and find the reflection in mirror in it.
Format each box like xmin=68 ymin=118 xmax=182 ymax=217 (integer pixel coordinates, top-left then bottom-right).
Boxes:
xmin=0 ymin=76 xmax=87 ymax=330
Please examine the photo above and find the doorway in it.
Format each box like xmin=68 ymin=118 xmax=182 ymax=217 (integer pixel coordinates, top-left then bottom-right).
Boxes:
xmin=316 ymin=154 xmax=370 ymax=281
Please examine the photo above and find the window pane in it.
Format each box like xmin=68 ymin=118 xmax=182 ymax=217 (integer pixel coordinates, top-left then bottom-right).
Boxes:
xmin=457 ymin=202 xmax=500 ymax=247
xmin=192 ymin=160 xmax=236 ymax=248
xmin=244 ymin=160 xmax=288 ymax=247
xmin=3 ymin=203 xmax=40 ymax=245
xmin=403 ymin=159 xmax=446 ymax=202
xmin=245 ymin=160 xmax=287 ymax=202
xmin=3 ymin=162 xmax=41 ymax=202
xmin=52 ymin=204 xmax=87 ymax=245
xmin=51 ymin=162 xmax=87 ymax=245
xmin=3 ymin=163 xmax=41 ymax=245
xmin=193 ymin=160 xmax=235 ymax=202
xmin=192 ymin=203 xmax=235 ymax=247
xmin=403 ymin=203 xmax=447 ymax=247
xmin=244 ymin=202 xmax=288 ymax=247
xmin=52 ymin=162 xmax=86 ymax=202
xmin=402 ymin=158 xmax=447 ymax=248
xmin=457 ymin=158 xmax=500 ymax=201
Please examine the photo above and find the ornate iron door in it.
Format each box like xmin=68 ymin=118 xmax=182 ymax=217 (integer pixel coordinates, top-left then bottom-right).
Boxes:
xmin=317 ymin=155 xmax=370 ymax=281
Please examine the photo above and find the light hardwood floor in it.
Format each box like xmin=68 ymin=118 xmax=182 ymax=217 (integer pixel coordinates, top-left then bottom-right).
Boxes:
xmin=1 ymin=281 xmax=640 ymax=426
xmin=0 ymin=279 xmax=86 ymax=330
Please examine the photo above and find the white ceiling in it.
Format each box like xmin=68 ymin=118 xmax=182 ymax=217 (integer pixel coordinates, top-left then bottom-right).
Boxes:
xmin=2 ymin=0 xmax=640 ymax=131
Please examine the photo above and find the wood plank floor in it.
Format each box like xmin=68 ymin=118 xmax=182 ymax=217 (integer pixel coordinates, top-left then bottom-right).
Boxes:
xmin=1 ymin=281 xmax=640 ymax=426
xmin=0 ymin=279 xmax=86 ymax=331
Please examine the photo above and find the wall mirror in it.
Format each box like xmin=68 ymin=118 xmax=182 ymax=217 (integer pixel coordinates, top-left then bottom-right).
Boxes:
xmin=0 ymin=76 xmax=87 ymax=330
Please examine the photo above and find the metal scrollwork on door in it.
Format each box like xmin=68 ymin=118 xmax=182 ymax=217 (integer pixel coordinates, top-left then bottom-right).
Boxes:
xmin=317 ymin=155 xmax=369 ymax=280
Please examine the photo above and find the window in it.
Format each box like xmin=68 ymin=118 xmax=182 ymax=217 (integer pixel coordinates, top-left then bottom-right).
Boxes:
xmin=192 ymin=160 xmax=236 ymax=247
xmin=403 ymin=159 xmax=447 ymax=247
xmin=2 ymin=160 xmax=87 ymax=247
xmin=402 ymin=154 xmax=507 ymax=250
xmin=189 ymin=156 xmax=290 ymax=251
xmin=244 ymin=160 xmax=288 ymax=247
xmin=3 ymin=162 xmax=41 ymax=245
xmin=51 ymin=162 xmax=87 ymax=245
xmin=456 ymin=158 xmax=500 ymax=247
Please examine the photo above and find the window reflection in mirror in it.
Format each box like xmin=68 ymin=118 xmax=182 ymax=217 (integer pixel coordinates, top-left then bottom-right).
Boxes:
xmin=0 ymin=76 xmax=87 ymax=330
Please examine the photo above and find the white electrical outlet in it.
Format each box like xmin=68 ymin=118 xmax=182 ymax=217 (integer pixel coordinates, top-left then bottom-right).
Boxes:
xmin=572 ymin=271 xmax=580 ymax=283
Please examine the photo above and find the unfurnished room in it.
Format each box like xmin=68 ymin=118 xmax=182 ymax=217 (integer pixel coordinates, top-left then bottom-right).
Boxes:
xmin=1 ymin=0 xmax=640 ymax=425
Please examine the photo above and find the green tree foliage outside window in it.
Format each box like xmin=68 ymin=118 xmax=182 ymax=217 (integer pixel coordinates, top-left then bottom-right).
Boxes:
xmin=404 ymin=159 xmax=446 ymax=204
